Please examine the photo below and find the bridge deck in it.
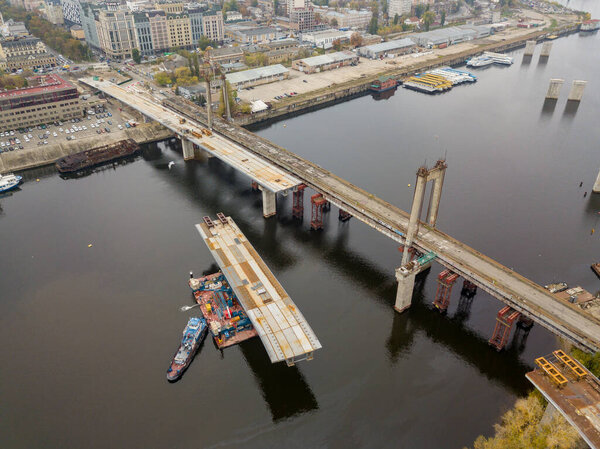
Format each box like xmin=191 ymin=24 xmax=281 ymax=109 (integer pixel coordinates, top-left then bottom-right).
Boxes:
xmin=80 ymin=78 xmax=300 ymax=193
xmin=86 ymin=80 xmax=600 ymax=353
xmin=195 ymin=216 xmax=321 ymax=365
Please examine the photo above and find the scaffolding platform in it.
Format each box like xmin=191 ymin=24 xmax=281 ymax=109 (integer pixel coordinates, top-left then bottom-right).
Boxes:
xmin=195 ymin=215 xmax=322 ymax=366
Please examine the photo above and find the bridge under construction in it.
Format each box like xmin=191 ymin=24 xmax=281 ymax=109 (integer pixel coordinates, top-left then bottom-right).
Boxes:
xmin=81 ymin=77 xmax=600 ymax=354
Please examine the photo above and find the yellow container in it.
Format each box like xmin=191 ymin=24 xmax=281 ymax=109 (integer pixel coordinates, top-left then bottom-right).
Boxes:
xmin=206 ymin=303 xmax=212 ymax=313
xmin=231 ymin=316 xmax=240 ymax=323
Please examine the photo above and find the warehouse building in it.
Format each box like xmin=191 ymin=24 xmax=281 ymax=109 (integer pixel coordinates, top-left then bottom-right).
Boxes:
xmin=0 ymin=74 xmax=82 ymax=132
xmin=291 ymin=50 xmax=358 ymax=73
xmin=409 ymin=25 xmax=489 ymax=48
xmin=357 ymin=38 xmax=416 ymax=59
xmin=225 ymin=64 xmax=289 ymax=89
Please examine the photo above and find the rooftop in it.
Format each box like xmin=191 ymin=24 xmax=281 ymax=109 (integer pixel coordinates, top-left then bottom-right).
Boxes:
xmin=295 ymin=50 xmax=356 ymax=67
xmin=236 ymin=26 xmax=277 ymax=36
xmin=226 ymin=64 xmax=289 ymax=84
xmin=359 ymin=38 xmax=415 ymax=53
xmin=0 ymin=75 xmax=73 ymax=100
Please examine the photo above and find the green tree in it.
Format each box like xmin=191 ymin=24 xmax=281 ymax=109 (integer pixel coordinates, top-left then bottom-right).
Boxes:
xmin=393 ymin=13 xmax=399 ymax=25
xmin=440 ymin=10 xmax=446 ymax=26
xmin=198 ymin=35 xmax=213 ymax=51
xmin=422 ymin=10 xmax=435 ymax=31
xmin=223 ymin=0 xmax=239 ymax=12
xmin=132 ymin=48 xmax=142 ymax=64
xmin=350 ymin=32 xmax=363 ymax=47
xmin=332 ymin=38 xmax=342 ymax=51
xmin=415 ymin=4 xmax=426 ymax=18
xmin=331 ymin=17 xmax=338 ymax=27
xmin=251 ymin=0 xmax=258 ymax=6
xmin=368 ymin=16 xmax=379 ymax=34
xmin=154 ymin=71 xmax=173 ymax=86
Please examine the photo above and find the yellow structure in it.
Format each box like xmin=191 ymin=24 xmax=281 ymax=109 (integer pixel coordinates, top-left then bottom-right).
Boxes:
xmin=536 ymin=356 xmax=568 ymax=388
xmin=553 ymin=350 xmax=588 ymax=380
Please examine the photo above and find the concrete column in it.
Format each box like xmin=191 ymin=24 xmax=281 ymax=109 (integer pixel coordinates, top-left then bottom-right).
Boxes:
xmin=261 ymin=189 xmax=276 ymax=218
xmin=593 ymin=167 xmax=600 ymax=193
xmin=568 ymin=80 xmax=587 ymax=101
xmin=540 ymin=41 xmax=553 ymax=57
xmin=222 ymin=79 xmax=232 ymax=121
xmin=524 ymin=40 xmax=536 ymax=56
xmin=205 ymin=80 xmax=213 ymax=130
xmin=181 ymin=138 xmax=194 ymax=160
xmin=427 ymin=169 xmax=446 ymax=227
xmin=395 ymin=269 xmax=416 ymax=313
xmin=539 ymin=403 xmax=558 ymax=428
xmin=401 ymin=171 xmax=427 ymax=265
xmin=545 ymin=79 xmax=564 ymax=99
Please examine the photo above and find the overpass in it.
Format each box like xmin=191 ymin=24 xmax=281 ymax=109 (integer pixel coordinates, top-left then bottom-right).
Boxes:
xmin=81 ymin=77 xmax=600 ymax=354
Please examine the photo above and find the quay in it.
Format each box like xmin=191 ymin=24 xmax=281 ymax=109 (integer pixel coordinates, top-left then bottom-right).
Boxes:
xmin=83 ymin=76 xmax=600 ymax=354
xmin=195 ymin=214 xmax=321 ymax=366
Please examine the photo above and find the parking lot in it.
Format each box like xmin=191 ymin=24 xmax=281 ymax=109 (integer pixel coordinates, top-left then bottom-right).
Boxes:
xmin=0 ymin=100 xmax=135 ymax=154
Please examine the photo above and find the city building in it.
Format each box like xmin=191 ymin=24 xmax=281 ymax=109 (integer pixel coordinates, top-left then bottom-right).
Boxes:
xmin=147 ymin=10 xmax=169 ymax=53
xmin=1 ymin=19 xmax=29 ymax=38
xmin=133 ymin=12 xmax=154 ymax=56
xmin=229 ymin=26 xmax=278 ymax=44
xmin=291 ymin=50 xmax=358 ymax=73
xmin=225 ymin=64 xmax=289 ymax=88
xmin=79 ymin=1 xmax=101 ymax=50
xmin=226 ymin=11 xmax=243 ymax=22
xmin=289 ymin=5 xmax=315 ymax=32
xmin=301 ymin=29 xmax=353 ymax=49
xmin=61 ymin=0 xmax=82 ymax=26
xmin=200 ymin=10 xmax=224 ymax=42
xmin=96 ymin=9 xmax=137 ymax=60
xmin=357 ymin=37 xmax=416 ymax=59
xmin=154 ymin=1 xmax=184 ymax=14
xmin=388 ymin=0 xmax=412 ymax=20
xmin=0 ymin=74 xmax=82 ymax=132
xmin=42 ymin=0 xmax=65 ymax=25
xmin=166 ymin=12 xmax=193 ymax=49
xmin=209 ymin=46 xmax=244 ymax=64
xmin=70 ymin=25 xmax=85 ymax=40
xmin=0 ymin=36 xmax=57 ymax=71
xmin=315 ymin=8 xmax=372 ymax=29
xmin=408 ymin=25 xmax=488 ymax=47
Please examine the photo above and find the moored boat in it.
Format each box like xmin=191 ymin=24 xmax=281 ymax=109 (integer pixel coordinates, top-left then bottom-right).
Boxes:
xmin=592 ymin=263 xmax=600 ymax=279
xmin=0 ymin=173 xmax=23 ymax=193
xmin=370 ymin=76 xmax=399 ymax=93
xmin=55 ymin=139 xmax=140 ymax=174
xmin=544 ymin=282 xmax=568 ymax=293
xmin=167 ymin=316 xmax=207 ymax=382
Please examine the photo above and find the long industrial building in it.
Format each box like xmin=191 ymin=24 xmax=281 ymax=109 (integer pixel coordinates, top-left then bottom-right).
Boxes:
xmin=357 ymin=38 xmax=416 ymax=59
xmin=0 ymin=74 xmax=82 ymax=132
xmin=225 ymin=64 xmax=290 ymax=89
xmin=291 ymin=50 xmax=358 ymax=74
xmin=409 ymin=25 xmax=491 ymax=48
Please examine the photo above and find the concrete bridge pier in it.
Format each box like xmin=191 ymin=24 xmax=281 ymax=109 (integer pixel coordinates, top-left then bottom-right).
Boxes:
xmin=540 ymin=41 xmax=553 ymax=58
xmin=181 ymin=138 xmax=194 ymax=160
xmin=593 ymin=168 xmax=600 ymax=193
xmin=545 ymin=79 xmax=564 ymax=99
xmin=205 ymin=80 xmax=213 ymax=130
xmin=259 ymin=186 xmax=276 ymax=218
xmin=395 ymin=269 xmax=416 ymax=313
xmin=524 ymin=40 xmax=536 ymax=56
xmin=568 ymin=80 xmax=587 ymax=101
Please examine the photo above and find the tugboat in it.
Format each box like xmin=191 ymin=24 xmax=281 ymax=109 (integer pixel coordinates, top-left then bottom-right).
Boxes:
xmin=167 ymin=316 xmax=208 ymax=382
xmin=0 ymin=173 xmax=23 ymax=193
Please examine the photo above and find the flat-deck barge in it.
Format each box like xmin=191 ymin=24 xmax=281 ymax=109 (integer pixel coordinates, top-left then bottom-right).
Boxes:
xmin=55 ymin=139 xmax=140 ymax=174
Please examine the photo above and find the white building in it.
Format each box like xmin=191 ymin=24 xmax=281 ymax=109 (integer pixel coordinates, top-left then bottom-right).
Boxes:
xmin=388 ymin=0 xmax=411 ymax=19
xmin=301 ymin=29 xmax=353 ymax=49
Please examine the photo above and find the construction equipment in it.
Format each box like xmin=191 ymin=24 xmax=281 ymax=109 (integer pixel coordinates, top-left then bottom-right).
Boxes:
xmin=536 ymin=356 xmax=568 ymax=388
xmin=553 ymin=350 xmax=588 ymax=380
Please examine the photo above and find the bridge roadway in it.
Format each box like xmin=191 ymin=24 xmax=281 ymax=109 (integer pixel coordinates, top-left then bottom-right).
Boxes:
xmin=84 ymin=78 xmax=600 ymax=353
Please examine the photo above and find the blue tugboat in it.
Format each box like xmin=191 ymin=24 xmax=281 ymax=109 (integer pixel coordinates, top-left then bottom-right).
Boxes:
xmin=0 ymin=173 xmax=22 ymax=193
xmin=167 ymin=317 xmax=207 ymax=382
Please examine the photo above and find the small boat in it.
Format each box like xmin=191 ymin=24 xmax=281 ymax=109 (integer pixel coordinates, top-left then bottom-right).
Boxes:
xmin=167 ymin=316 xmax=207 ymax=382
xmin=592 ymin=263 xmax=600 ymax=279
xmin=544 ymin=282 xmax=568 ymax=293
xmin=467 ymin=56 xmax=494 ymax=67
xmin=0 ymin=173 xmax=23 ymax=193
xmin=370 ymin=76 xmax=399 ymax=93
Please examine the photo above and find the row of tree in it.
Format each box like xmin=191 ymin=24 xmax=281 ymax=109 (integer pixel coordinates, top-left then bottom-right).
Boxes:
xmin=0 ymin=73 xmax=28 ymax=89
xmin=0 ymin=0 xmax=93 ymax=62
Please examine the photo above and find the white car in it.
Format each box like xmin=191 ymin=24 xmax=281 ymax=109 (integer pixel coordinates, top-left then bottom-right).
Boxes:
xmin=100 ymin=119 xmax=105 ymax=123
xmin=59 ymin=128 xmax=63 ymax=132
xmin=118 ymin=125 xmax=123 ymax=130
xmin=65 ymin=129 xmax=70 ymax=134
xmin=28 ymin=134 xmax=33 ymax=138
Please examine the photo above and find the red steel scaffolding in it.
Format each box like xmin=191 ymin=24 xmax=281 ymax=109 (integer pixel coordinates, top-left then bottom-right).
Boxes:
xmin=433 ymin=270 xmax=459 ymax=311
xmin=310 ymin=193 xmax=327 ymax=230
xmin=489 ymin=306 xmax=521 ymax=351
xmin=292 ymin=184 xmax=306 ymax=219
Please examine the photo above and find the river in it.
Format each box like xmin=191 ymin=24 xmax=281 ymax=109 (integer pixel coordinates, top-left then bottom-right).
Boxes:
xmin=1 ymin=4 xmax=599 ymax=448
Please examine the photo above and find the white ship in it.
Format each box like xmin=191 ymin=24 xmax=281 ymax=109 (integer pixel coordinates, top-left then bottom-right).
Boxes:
xmin=0 ymin=173 xmax=22 ymax=193
xmin=483 ymin=51 xmax=514 ymax=65
xmin=466 ymin=56 xmax=494 ymax=67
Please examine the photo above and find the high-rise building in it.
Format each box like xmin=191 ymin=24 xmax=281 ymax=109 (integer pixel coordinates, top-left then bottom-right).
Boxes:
xmin=79 ymin=1 xmax=101 ymax=50
xmin=388 ymin=0 xmax=412 ymax=19
xmin=96 ymin=9 xmax=137 ymax=60
xmin=166 ymin=12 xmax=192 ymax=49
xmin=147 ymin=10 xmax=169 ymax=53
xmin=61 ymin=0 xmax=82 ymax=26
xmin=42 ymin=0 xmax=64 ymax=25
xmin=289 ymin=6 xmax=315 ymax=32
xmin=133 ymin=12 xmax=153 ymax=56
xmin=200 ymin=10 xmax=224 ymax=42
xmin=0 ymin=35 xmax=56 ymax=71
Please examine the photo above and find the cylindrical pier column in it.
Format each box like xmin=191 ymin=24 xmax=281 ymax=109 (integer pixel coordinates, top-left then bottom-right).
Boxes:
xmin=593 ymin=167 xmax=600 ymax=194
xmin=545 ymin=79 xmax=564 ymax=99
xmin=568 ymin=80 xmax=587 ymax=101
xmin=205 ymin=80 xmax=213 ymax=130
xmin=524 ymin=40 xmax=536 ymax=56
xmin=401 ymin=171 xmax=427 ymax=265
xmin=394 ymin=269 xmax=416 ymax=313
xmin=540 ymin=41 xmax=553 ymax=57
xmin=221 ymin=76 xmax=232 ymax=121
xmin=181 ymin=138 xmax=194 ymax=160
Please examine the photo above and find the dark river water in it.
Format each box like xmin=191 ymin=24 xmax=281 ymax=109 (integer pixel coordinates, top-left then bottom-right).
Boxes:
xmin=1 ymin=5 xmax=599 ymax=448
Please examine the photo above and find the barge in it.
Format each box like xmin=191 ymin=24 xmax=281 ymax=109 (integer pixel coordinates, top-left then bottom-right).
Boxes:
xmin=189 ymin=272 xmax=258 ymax=349
xmin=370 ymin=76 xmax=399 ymax=93
xmin=55 ymin=139 xmax=140 ymax=174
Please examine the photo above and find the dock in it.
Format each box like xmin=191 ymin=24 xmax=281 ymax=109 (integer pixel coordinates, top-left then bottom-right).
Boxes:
xmin=195 ymin=214 xmax=321 ymax=366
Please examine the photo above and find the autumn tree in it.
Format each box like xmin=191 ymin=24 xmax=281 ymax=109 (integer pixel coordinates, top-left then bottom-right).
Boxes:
xmin=350 ymin=32 xmax=363 ymax=47
xmin=154 ymin=71 xmax=173 ymax=86
xmin=332 ymin=38 xmax=342 ymax=51
xmin=422 ymin=10 xmax=435 ymax=31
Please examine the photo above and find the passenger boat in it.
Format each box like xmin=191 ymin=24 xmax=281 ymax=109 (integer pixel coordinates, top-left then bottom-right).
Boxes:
xmin=0 ymin=173 xmax=23 ymax=193
xmin=370 ymin=76 xmax=399 ymax=93
xmin=581 ymin=19 xmax=600 ymax=32
xmin=467 ymin=56 xmax=494 ymax=67
xmin=544 ymin=282 xmax=568 ymax=293
xmin=167 ymin=316 xmax=208 ymax=382
xmin=55 ymin=139 xmax=140 ymax=174
xmin=482 ymin=51 xmax=514 ymax=65
xmin=592 ymin=263 xmax=600 ymax=279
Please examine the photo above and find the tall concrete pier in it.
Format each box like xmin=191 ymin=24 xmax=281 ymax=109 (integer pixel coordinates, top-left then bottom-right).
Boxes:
xmin=205 ymin=80 xmax=213 ymax=129
xmin=221 ymin=74 xmax=232 ymax=121
xmin=546 ymin=79 xmax=564 ymax=99
xmin=182 ymin=138 xmax=194 ymax=160
xmin=524 ymin=40 xmax=536 ymax=56
xmin=594 ymin=168 xmax=600 ymax=193
xmin=260 ymin=187 xmax=277 ymax=218
xmin=568 ymin=80 xmax=587 ymax=101
xmin=540 ymin=41 xmax=553 ymax=57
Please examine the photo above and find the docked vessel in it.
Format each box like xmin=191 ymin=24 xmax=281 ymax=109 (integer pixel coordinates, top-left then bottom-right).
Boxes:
xmin=428 ymin=67 xmax=477 ymax=84
xmin=467 ymin=56 xmax=494 ymax=67
xmin=55 ymin=139 xmax=140 ymax=174
xmin=581 ymin=19 xmax=600 ymax=31
xmin=544 ymin=282 xmax=568 ymax=293
xmin=403 ymin=72 xmax=453 ymax=94
xmin=166 ymin=316 xmax=208 ymax=382
xmin=483 ymin=51 xmax=514 ymax=65
xmin=592 ymin=263 xmax=600 ymax=279
xmin=370 ymin=76 xmax=399 ymax=93
xmin=0 ymin=173 xmax=23 ymax=193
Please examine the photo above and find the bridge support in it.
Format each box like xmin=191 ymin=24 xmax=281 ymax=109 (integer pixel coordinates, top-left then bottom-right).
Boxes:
xmin=433 ymin=269 xmax=459 ymax=312
xmin=489 ymin=306 xmax=521 ymax=351
xmin=524 ymin=40 xmax=536 ymax=56
xmin=594 ymin=167 xmax=600 ymax=193
xmin=401 ymin=159 xmax=447 ymax=265
xmin=205 ymin=80 xmax=213 ymax=130
xmin=339 ymin=209 xmax=352 ymax=222
xmin=221 ymin=75 xmax=232 ymax=121
xmin=461 ymin=280 xmax=478 ymax=298
xmin=182 ymin=138 xmax=194 ymax=160
xmin=395 ymin=269 xmax=416 ymax=313
xmin=546 ymin=79 xmax=564 ymax=99
xmin=310 ymin=193 xmax=327 ymax=230
xmin=260 ymin=188 xmax=276 ymax=218
xmin=292 ymin=184 xmax=306 ymax=219
xmin=568 ymin=80 xmax=587 ymax=101
xmin=540 ymin=41 xmax=553 ymax=58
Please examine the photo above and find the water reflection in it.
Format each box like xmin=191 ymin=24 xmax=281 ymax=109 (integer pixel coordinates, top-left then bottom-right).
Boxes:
xmin=371 ymin=89 xmax=397 ymax=101
xmin=562 ymin=99 xmax=581 ymax=119
xmin=521 ymin=54 xmax=533 ymax=66
xmin=537 ymin=55 xmax=549 ymax=66
xmin=541 ymin=98 xmax=558 ymax=116
xmin=240 ymin=339 xmax=318 ymax=422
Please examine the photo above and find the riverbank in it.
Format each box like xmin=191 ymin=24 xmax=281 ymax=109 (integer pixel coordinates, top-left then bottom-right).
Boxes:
xmin=238 ymin=23 xmax=580 ymax=127
xmin=0 ymin=122 xmax=173 ymax=174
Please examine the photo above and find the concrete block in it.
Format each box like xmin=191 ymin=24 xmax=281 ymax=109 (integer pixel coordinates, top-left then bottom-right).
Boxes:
xmin=524 ymin=40 xmax=536 ymax=56
xmin=594 ymin=168 xmax=600 ymax=194
xmin=262 ymin=189 xmax=276 ymax=218
xmin=394 ymin=269 xmax=416 ymax=313
xmin=568 ymin=80 xmax=587 ymax=101
xmin=540 ymin=41 xmax=553 ymax=57
xmin=546 ymin=79 xmax=564 ymax=99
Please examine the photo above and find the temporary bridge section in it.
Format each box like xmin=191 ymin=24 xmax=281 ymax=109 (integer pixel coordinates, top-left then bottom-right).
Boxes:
xmin=195 ymin=214 xmax=322 ymax=366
